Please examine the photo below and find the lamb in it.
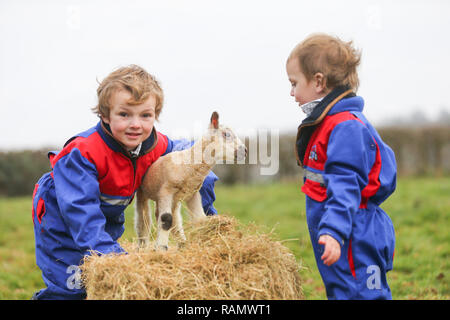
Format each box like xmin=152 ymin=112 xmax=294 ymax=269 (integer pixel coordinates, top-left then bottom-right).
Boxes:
xmin=134 ymin=111 xmax=247 ymax=250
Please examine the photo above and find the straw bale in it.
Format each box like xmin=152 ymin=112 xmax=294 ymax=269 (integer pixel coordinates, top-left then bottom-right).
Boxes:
xmin=81 ymin=215 xmax=304 ymax=300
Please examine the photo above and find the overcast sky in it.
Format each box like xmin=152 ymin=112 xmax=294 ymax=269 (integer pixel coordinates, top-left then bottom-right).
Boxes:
xmin=1 ymin=0 xmax=449 ymax=150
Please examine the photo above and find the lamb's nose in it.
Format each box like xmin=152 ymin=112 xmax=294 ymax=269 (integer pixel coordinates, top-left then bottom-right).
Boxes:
xmin=240 ymin=145 xmax=248 ymax=158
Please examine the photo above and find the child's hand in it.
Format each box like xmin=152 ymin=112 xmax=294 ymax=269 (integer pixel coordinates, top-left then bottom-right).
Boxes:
xmin=318 ymin=235 xmax=341 ymax=266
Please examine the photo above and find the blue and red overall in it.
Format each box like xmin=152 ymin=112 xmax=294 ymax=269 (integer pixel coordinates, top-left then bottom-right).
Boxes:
xmin=31 ymin=121 xmax=218 ymax=299
xmin=296 ymin=86 xmax=397 ymax=300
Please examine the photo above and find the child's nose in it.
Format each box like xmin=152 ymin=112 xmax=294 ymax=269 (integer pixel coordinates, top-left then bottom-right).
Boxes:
xmin=130 ymin=117 xmax=141 ymax=127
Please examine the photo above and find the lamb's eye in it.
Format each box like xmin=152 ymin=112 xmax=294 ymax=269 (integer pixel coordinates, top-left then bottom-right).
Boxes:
xmin=223 ymin=131 xmax=231 ymax=139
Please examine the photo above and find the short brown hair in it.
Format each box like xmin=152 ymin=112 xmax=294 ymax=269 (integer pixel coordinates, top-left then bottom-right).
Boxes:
xmin=92 ymin=64 xmax=164 ymax=119
xmin=288 ymin=33 xmax=361 ymax=92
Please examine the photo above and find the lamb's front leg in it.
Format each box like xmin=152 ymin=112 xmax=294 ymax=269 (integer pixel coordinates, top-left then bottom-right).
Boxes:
xmin=135 ymin=188 xmax=152 ymax=248
xmin=155 ymin=196 xmax=174 ymax=251
xmin=171 ymin=202 xmax=187 ymax=245
xmin=185 ymin=191 xmax=207 ymax=223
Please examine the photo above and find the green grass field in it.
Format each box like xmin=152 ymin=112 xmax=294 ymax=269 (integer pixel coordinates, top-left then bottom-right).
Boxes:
xmin=0 ymin=177 xmax=449 ymax=300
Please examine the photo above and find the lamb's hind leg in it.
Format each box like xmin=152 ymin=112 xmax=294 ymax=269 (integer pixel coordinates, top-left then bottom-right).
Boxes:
xmin=185 ymin=191 xmax=207 ymax=223
xmin=155 ymin=196 xmax=174 ymax=251
xmin=135 ymin=188 xmax=152 ymax=248
xmin=171 ymin=202 xmax=186 ymax=245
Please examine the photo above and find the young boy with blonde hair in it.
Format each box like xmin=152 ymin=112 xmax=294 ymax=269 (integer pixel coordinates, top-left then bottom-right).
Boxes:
xmin=31 ymin=65 xmax=218 ymax=299
xmin=286 ymin=33 xmax=397 ymax=299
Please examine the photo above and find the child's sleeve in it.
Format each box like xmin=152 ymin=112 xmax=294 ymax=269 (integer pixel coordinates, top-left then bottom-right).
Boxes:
xmin=319 ymin=120 xmax=377 ymax=246
xmin=52 ymin=148 xmax=125 ymax=255
xmin=161 ymin=136 xmax=219 ymax=215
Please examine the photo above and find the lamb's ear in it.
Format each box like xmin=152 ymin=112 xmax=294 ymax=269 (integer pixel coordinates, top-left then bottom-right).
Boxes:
xmin=210 ymin=111 xmax=219 ymax=130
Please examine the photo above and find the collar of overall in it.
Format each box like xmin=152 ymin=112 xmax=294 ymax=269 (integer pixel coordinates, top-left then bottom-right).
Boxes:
xmin=295 ymin=85 xmax=355 ymax=166
xmin=100 ymin=120 xmax=158 ymax=158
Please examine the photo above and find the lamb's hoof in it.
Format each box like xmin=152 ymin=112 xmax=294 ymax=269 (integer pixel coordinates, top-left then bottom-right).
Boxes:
xmin=177 ymin=241 xmax=186 ymax=249
xmin=137 ymin=239 xmax=149 ymax=249
xmin=155 ymin=244 xmax=168 ymax=251
xmin=173 ymin=232 xmax=187 ymax=244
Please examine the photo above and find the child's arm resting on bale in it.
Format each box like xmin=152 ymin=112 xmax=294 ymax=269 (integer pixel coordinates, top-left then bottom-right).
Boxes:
xmin=53 ymin=148 xmax=126 ymax=256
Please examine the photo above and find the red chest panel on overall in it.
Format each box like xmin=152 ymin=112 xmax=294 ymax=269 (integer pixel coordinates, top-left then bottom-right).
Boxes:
xmin=301 ymin=112 xmax=382 ymax=207
xmin=49 ymin=131 xmax=168 ymax=198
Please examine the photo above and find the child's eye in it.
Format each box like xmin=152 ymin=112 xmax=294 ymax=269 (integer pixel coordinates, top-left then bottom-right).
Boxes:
xmin=142 ymin=113 xmax=153 ymax=118
xmin=119 ymin=112 xmax=128 ymax=117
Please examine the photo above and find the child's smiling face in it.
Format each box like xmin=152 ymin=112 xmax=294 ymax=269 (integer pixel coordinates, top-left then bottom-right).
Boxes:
xmin=102 ymin=89 xmax=156 ymax=151
xmin=286 ymin=58 xmax=328 ymax=106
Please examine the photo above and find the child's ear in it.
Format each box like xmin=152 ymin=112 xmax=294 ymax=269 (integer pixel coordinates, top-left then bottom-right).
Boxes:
xmin=313 ymin=73 xmax=327 ymax=94
xmin=101 ymin=114 xmax=110 ymax=124
xmin=209 ymin=111 xmax=219 ymax=130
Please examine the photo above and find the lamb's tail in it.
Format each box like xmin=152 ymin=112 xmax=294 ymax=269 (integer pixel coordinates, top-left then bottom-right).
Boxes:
xmin=134 ymin=188 xmax=153 ymax=247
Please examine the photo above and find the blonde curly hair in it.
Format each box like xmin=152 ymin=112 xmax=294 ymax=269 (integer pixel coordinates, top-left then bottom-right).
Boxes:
xmin=92 ymin=64 xmax=164 ymax=120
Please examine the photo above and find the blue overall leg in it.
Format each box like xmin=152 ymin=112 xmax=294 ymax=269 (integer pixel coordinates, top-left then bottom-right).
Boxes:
xmin=32 ymin=173 xmax=87 ymax=300
xmin=307 ymin=198 xmax=395 ymax=300
xmin=349 ymin=204 xmax=395 ymax=299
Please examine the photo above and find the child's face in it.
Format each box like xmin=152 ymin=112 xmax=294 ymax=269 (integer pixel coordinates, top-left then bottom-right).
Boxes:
xmin=102 ymin=89 xmax=156 ymax=151
xmin=286 ymin=58 xmax=327 ymax=106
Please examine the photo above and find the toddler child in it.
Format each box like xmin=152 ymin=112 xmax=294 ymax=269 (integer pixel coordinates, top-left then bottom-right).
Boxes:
xmin=286 ymin=34 xmax=397 ymax=299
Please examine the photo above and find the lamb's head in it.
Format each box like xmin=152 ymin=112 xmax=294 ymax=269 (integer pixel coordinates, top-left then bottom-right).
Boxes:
xmin=202 ymin=111 xmax=247 ymax=164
